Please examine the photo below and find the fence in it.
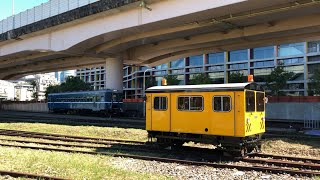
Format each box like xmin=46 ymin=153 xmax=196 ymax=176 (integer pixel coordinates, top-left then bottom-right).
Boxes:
xmin=0 ymin=0 xmax=100 ymax=34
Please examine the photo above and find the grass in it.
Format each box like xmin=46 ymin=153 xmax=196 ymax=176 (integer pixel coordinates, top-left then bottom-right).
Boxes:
xmin=0 ymin=146 xmax=170 ymax=180
xmin=0 ymin=122 xmax=169 ymax=179
xmin=0 ymin=122 xmax=148 ymax=141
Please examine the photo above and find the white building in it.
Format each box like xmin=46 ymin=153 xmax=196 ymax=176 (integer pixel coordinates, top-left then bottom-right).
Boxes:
xmin=22 ymin=73 xmax=58 ymax=100
xmin=0 ymin=80 xmax=15 ymax=101
xmin=13 ymin=81 xmax=34 ymax=101
xmin=55 ymin=70 xmax=76 ymax=83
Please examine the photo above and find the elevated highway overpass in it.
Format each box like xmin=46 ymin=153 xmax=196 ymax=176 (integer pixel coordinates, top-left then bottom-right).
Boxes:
xmin=1 ymin=0 xmax=320 ymax=90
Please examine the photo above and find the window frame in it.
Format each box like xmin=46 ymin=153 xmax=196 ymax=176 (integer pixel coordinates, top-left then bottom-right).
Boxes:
xmin=212 ymin=95 xmax=232 ymax=112
xmin=245 ymin=90 xmax=256 ymax=112
xmin=177 ymin=96 xmax=204 ymax=112
xmin=256 ymin=91 xmax=265 ymax=112
xmin=153 ymin=96 xmax=168 ymax=111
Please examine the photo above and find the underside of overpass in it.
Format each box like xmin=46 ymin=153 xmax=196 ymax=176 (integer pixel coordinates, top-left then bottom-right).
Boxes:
xmin=1 ymin=0 xmax=320 ymax=90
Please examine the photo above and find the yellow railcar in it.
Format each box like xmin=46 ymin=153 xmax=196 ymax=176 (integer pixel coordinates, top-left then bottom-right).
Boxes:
xmin=145 ymin=82 xmax=266 ymax=155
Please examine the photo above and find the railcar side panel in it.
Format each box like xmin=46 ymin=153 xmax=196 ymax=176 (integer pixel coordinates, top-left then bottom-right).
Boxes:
xmin=244 ymin=91 xmax=265 ymax=136
xmin=208 ymin=92 xmax=235 ymax=136
xmin=170 ymin=92 xmax=211 ymax=134
xmin=146 ymin=94 xmax=152 ymax=130
xmin=234 ymin=91 xmax=246 ymax=137
xmin=150 ymin=93 xmax=171 ymax=132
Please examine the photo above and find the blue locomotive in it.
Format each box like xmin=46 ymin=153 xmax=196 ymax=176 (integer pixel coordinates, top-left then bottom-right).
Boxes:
xmin=48 ymin=90 xmax=123 ymax=114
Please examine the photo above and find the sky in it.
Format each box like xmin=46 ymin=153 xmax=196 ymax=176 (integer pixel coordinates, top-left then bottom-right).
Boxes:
xmin=0 ymin=0 xmax=49 ymax=20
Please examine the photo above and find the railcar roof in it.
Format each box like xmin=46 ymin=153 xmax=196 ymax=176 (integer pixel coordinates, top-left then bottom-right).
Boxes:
xmin=146 ymin=83 xmax=263 ymax=92
xmin=49 ymin=89 xmax=120 ymax=96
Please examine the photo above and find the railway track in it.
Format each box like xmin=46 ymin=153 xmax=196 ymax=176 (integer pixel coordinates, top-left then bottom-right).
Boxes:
xmin=0 ymin=170 xmax=68 ymax=180
xmin=0 ymin=112 xmax=145 ymax=129
xmin=0 ymin=129 xmax=319 ymax=177
xmin=0 ymin=129 xmax=146 ymax=145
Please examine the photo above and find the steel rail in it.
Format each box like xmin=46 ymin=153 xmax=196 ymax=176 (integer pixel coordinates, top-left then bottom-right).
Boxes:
xmin=0 ymin=129 xmax=145 ymax=144
xmin=248 ymin=153 xmax=320 ymax=164
xmin=0 ymin=170 xmax=69 ymax=180
xmin=0 ymin=143 xmax=319 ymax=177
xmin=241 ymin=157 xmax=320 ymax=170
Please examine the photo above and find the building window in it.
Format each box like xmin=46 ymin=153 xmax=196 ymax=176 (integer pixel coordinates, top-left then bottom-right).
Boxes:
xmin=284 ymin=65 xmax=304 ymax=81
xmin=229 ymin=49 xmax=248 ymax=62
xmin=189 ymin=55 xmax=203 ymax=66
xmin=177 ymin=96 xmax=203 ymax=111
xmin=252 ymin=68 xmax=272 ymax=82
xmin=252 ymin=46 xmax=274 ymax=59
xmin=308 ymin=56 xmax=320 ymax=62
xmin=308 ymin=64 xmax=320 ymax=78
xmin=278 ymin=57 xmax=304 ymax=65
xmin=208 ymin=72 xmax=224 ymax=84
xmin=171 ymin=69 xmax=184 ymax=74
xmin=154 ymin=97 xmax=167 ymax=111
xmin=246 ymin=90 xmax=255 ymax=112
xmin=154 ymin=70 xmax=167 ymax=76
xmin=307 ymin=41 xmax=320 ymax=53
xmin=208 ymin=52 xmax=224 ymax=64
xmin=228 ymin=63 xmax=248 ymax=70
xmin=156 ymin=64 xmax=168 ymax=70
xmin=208 ymin=65 xmax=224 ymax=71
xmin=278 ymin=43 xmax=305 ymax=57
xmin=170 ymin=59 xmax=185 ymax=68
xmin=256 ymin=92 xmax=265 ymax=112
xmin=189 ymin=67 xmax=203 ymax=73
xmin=213 ymin=96 xmax=231 ymax=112
xmin=252 ymin=60 xmax=274 ymax=68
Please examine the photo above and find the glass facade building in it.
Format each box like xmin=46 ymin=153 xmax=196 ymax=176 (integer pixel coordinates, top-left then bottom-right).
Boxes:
xmin=76 ymin=41 xmax=320 ymax=98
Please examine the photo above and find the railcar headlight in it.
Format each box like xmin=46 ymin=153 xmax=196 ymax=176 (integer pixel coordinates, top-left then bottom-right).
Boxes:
xmin=261 ymin=117 xmax=265 ymax=121
xmin=246 ymin=118 xmax=250 ymax=123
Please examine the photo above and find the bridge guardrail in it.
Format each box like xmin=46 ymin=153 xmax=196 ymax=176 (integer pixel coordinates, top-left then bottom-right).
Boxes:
xmin=0 ymin=0 xmax=100 ymax=34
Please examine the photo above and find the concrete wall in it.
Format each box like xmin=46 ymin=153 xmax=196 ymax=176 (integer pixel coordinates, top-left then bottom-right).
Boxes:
xmin=266 ymin=103 xmax=320 ymax=121
xmin=1 ymin=102 xmax=319 ymax=121
xmin=1 ymin=102 xmax=48 ymax=112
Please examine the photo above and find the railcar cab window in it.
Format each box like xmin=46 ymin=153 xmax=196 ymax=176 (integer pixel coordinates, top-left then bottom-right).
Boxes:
xmin=256 ymin=92 xmax=265 ymax=112
xmin=154 ymin=97 xmax=167 ymax=110
xmin=213 ymin=96 xmax=231 ymax=112
xmin=177 ymin=96 xmax=203 ymax=111
xmin=246 ymin=90 xmax=255 ymax=112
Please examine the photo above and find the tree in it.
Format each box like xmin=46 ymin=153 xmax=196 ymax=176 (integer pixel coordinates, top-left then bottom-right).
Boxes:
xmin=45 ymin=76 xmax=92 ymax=99
xmin=164 ymin=75 xmax=180 ymax=85
xmin=309 ymin=69 xmax=320 ymax=96
xmin=266 ymin=65 xmax=294 ymax=96
xmin=189 ymin=73 xmax=212 ymax=85
xmin=145 ymin=77 xmax=156 ymax=88
xmin=30 ymin=80 xmax=38 ymax=101
xmin=228 ymin=72 xmax=246 ymax=83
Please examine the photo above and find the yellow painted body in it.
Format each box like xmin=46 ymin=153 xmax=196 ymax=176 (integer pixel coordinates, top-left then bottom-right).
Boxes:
xmin=146 ymin=90 xmax=265 ymax=137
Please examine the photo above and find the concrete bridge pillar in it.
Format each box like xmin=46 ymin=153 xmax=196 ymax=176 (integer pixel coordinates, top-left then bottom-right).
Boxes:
xmin=105 ymin=57 xmax=123 ymax=91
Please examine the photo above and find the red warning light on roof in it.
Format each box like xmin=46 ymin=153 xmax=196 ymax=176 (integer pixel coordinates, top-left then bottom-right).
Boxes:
xmin=248 ymin=75 xmax=254 ymax=82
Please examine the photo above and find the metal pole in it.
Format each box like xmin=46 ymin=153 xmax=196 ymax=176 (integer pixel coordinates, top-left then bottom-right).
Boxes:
xmin=143 ymin=68 xmax=153 ymax=117
xmin=12 ymin=0 xmax=15 ymax=15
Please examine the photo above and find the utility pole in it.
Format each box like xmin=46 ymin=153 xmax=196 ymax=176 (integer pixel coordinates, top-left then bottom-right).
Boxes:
xmin=12 ymin=0 xmax=15 ymax=15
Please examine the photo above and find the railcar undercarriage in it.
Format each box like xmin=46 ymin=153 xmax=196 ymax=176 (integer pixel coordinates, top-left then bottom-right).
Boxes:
xmin=148 ymin=131 xmax=263 ymax=157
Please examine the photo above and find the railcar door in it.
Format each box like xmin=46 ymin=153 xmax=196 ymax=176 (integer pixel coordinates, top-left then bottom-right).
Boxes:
xmin=150 ymin=93 xmax=171 ymax=132
xmin=210 ymin=92 xmax=235 ymax=136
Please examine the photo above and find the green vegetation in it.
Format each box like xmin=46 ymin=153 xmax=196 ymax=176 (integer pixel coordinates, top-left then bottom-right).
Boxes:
xmin=228 ymin=71 xmax=246 ymax=83
xmin=0 ymin=123 xmax=148 ymax=142
xmin=308 ymin=69 xmax=320 ymax=96
xmin=189 ymin=73 xmax=212 ymax=85
xmin=45 ymin=76 xmax=93 ymax=98
xmin=0 ymin=147 xmax=169 ymax=180
xmin=266 ymin=65 xmax=294 ymax=96
xmin=164 ymin=75 xmax=180 ymax=85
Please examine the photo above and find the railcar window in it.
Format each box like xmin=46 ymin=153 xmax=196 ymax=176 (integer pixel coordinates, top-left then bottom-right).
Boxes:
xmin=256 ymin=92 xmax=265 ymax=112
xmin=177 ymin=96 xmax=203 ymax=111
xmin=246 ymin=90 xmax=255 ymax=112
xmin=154 ymin=97 xmax=167 ymax=110
xmin=213 ymin=96 xmax=231 ymax=112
